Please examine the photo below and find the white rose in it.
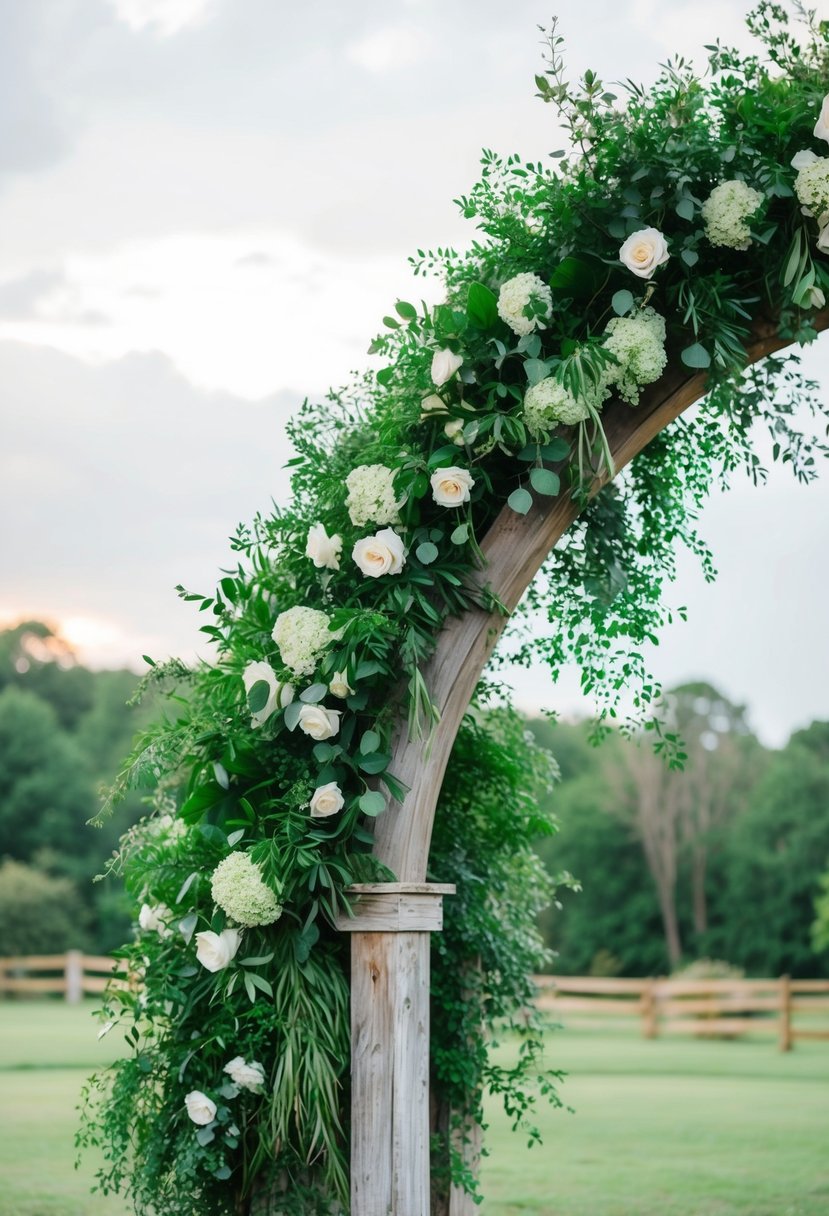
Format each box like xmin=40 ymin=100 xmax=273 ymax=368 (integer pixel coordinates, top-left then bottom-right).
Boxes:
xmin=195 ymin=928 xmax=242 ymax=972
xmin=815 ymin=93 xmax=829 ymax=143
xmin=430 ymin=466 xmax=475 ymax=508
xmin=329 ymin=670 xmax=353 ymax=699
xmin=431 ymin=348 xmax=463 ymax=387
xmin=792 ymin=149 xmax=819 ymax=171
xmin=420 ymin=393 xmax=449 ymax=419
xmin=619 ymin=227 xmax=670 ymax=279
xmin=139 ymin=902 xmax=173 ymax=938
xmin=352 ymin=528 xmax=407 ymax=578
xmin=185 ymin=1090 xmax=217 ymax=1125
xmin=297 ymin=703 xmax=341 ymax=741
xmin=305 ymin=522 xmax=342 ymax=571
xmin=444 ymin=419 xmax=465 ymax=446
xmin=310 ymin=782 xmax=345 ymax=818
xmin=819 ymin=217 xmax=829 ymax=254
xmin=223 ymin=1056 xmax=266 ymax=1093
xmin=242 ymin=661 xmax=293 ymax=729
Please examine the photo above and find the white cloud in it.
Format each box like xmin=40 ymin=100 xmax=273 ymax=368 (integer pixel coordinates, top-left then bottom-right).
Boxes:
xmin=345 ymin=24 xmax=434 ymax=73
xmin=0 ymin=229 xmax=444 ymax=399
xmin=105 ymin=0 xmax=217 ymax=37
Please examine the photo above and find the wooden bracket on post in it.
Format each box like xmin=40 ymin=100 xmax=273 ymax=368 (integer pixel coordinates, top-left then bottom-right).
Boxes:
xmin=336 ymin=882 xmax=455 ymax=1216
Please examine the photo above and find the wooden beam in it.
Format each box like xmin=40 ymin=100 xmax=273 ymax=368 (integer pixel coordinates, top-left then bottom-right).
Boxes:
xmin=374 ymin=311 xmax=829 ymax=881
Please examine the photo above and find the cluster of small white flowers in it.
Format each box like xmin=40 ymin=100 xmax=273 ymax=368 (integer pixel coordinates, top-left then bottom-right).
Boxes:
xmin=271 ymin=605 xmax=333 ymax=677
xmin=210 ymin=852 xmax=282 ymax=927
xmin=794 ymin=156 xmax=829 ymax=219
xmin=522 ymin=377 xmax=590 ymax=436
xmin=700 ymin=180 xmax=764 ymax=250
xmin=345 ymin=464 xmax=401 ymax=527
xmin=602 ymin=307 xmax=668 ymax=406
xmin=496 ymin=272 xmax=553 ymax=337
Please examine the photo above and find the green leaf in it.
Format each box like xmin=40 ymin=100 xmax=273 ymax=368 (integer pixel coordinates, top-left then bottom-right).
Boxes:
xmin=680 ymin=342 xmax=711 ymax=369
xmin=360 ymin=730 xmax=381 ymax=755
xmin=539 ymin=439 xmax=570 ymax=462
xmin=507 ymin=487 xmax=533 ymax=515
xmin=283 ymin=701 xmax=303 ymax=731
xmin=213 ymin=762 xmax=229 ymax=790
xmin=376 ymin=366 xmax=395 ymax=387
xmin=313 ymin=742 xmax=335 ymax=763
xmin=226 ymin=828 xmax=245 ymax=847
xmin=549 ymin=254 xmax=605 ymax=298
xmin=358 ymin=752 xmax=391 ymax=774
xmin=681 ymin=249 xmax=699 ymax=268
xmin=176 ymin=872 xmax=198 ymax=904
xmin=524 ymin=358 xmax=550 ymax=386
xmin=450 ymin=523 xmax=469 ymax=545
xmin=240 ymin=952 xmax=275 ymax=967
xmin=783 ymin=230 xmax=804 ymax=288
xmin=395 ymin=300 xmax=417 ymax=320
xmin=675 ymin=197 xmax=695 ymax=221
xmin=359 ymin=790 xmax=386 ymax=816
xmin=611 ymin=289 xmax=634 ymax=316
xmin=466 ymin=281 xmax=498 ymax=328
xmin=300 ymin=683 xmax=327 ymax=703
xmin=416 ymin=541 xmax=439 ymax=565
xmin=382 ymin=315 xmax=400 ymax=329
xmin=529 ymin=467 xmax=560 ymax=496
xmin=355 ymin=659 xmax=384 ymax=680
xmin=246 ymin=680 xmax=270 ymax=714
xmin=179 ymin=913 xmax=198 ymax=944
xmin=219 ymin=577 xmax=237 ymax=603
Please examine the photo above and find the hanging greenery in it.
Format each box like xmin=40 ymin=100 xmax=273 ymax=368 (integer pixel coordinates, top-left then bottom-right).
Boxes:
xmin=78 ymin=5 xmax=829 ymax=1213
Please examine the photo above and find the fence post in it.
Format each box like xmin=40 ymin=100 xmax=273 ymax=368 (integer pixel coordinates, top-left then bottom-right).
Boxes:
xmin=336 ymin=882 xmax=454 ymax=1216
xmin=641 ymin=978 xmax=658 ymax=1039
xmin=65 ymin=950 xmax=84 ymax=1004
xmin=779 ymin=974 xmax=792 ymax=1052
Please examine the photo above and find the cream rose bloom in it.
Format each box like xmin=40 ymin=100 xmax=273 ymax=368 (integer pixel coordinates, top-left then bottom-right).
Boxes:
xmin=420 ymin=393 xmax=449 ymax=419
xmin=305 ymin=522 xmax=342 ymax=571
xmin=297 ymin=703 xmax=341 ymax=741
xmin=430 ymin=466 xmax=475 ymax=507
xmin=619 ymin=227 xmax=670 ymax=279
xmin=352 ymin=528 xmax=407 ymax=578
xmin=139 ymin=902 xmax=174 ymax=938
xmin=310 ymin=782 xmax=345 ymax=818
xmin=224 ymin=1056 xmax=266 ymax=1093
xmin=242 ymin=661 xmax=293 ymax=728
xmin=815 ymin=93 xmax=829 ymax=143
xmin=444 ymin=419 xmax=465 ymax=445
xmin=792 ymin=149 xmax=819 ymax=171
xmin=431 ymin=348 xmax=463 ymax=387
xmin=185 ymin=1091 xmax=217 ymax=1125
xmin=329 ymin=670 xmax=353 ymax=698
xmin=195 ymin=928 xmax=241 ymax=972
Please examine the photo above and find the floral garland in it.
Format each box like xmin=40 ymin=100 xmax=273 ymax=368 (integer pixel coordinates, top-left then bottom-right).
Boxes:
xmin=80 ymin=8 xmax=829 ymax=1215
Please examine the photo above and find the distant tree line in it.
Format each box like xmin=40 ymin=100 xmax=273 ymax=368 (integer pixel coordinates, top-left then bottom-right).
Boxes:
xmin=530 ymin=687 xmax=829 ymax=978
xmin=1 ymin=622 xmax=828 ymax=977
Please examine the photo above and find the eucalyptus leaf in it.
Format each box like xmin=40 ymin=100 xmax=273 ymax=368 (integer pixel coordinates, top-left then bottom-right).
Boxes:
xmin=283 ymin=700 xmax=303 ymax=731
xmin=507 ymin=487 xmax=533 ymax=515
xmin=359 ymin=790 xmax=386 ymax=816
xmin=300 ymin=683 xmax=327 ymax=703
xmin=360 ymin=730 xmax=381 ymax=755
xmin=611 ymin=289 xmax=634 ymax=316
xmin=450 ymin=523 xmax=469 ymax=545
xmin=529 ymin=467 xmax=560 ymax=496
xmin=416 ymin=541 xmax=439 ymax=565
xmin=680 ymin=342 xmax=711 ymax=369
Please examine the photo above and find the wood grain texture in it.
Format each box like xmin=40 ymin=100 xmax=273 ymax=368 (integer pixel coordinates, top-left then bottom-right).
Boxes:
xmin=373 ymin=311 xmax=829 ymax=881
xmin=335 ymin=888 xmax=454 ymax=933
xmin=350 ymin=930 xmax=433 ymax=1216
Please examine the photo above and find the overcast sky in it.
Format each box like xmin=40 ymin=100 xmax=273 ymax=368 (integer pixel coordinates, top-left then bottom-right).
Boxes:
xmin=1 ymin=0 xmax=828 ymax=746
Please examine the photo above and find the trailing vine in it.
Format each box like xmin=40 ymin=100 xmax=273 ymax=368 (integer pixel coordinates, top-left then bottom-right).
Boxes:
xmin=79 ymin=6 xmax=829 ymax=1213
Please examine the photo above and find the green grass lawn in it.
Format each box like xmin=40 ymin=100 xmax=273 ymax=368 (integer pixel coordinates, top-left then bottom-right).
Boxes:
xmin=0 ymin=1002 xmax=827 ymax=1215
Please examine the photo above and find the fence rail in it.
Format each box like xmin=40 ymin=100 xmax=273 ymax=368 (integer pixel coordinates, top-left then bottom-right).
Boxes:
xmin=532 ymin=974 xmax=829 ymax=1050
xmin=0 ymin=951 xmax=125 ymax=1002
xmin=2 ymin=955 xmax=828 ymax=1052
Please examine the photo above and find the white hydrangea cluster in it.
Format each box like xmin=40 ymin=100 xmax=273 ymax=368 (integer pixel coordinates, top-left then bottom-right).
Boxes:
xmin=497 ymin=272 xmax=553 ymax=337
xmin=272 ymin=605 xmax=334 ymax=677
xmin=700 ymin=180 xmax=765 ymax=250
xmin=523 ymin=377 xmax=591 ymax=436
xmin=345 ymin=464 xmax=401 ymax=527
xmin=602 ymin=307 xmax=668 ymax=406
xmin=210 ymin=852 xmax=282 ymax=927
xmin=794 ymin=156 xmax=829 ymax=218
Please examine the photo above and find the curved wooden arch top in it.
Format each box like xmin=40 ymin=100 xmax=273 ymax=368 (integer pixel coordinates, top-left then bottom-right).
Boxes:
xmin=373 ymin=310 xmax=829 ymax=882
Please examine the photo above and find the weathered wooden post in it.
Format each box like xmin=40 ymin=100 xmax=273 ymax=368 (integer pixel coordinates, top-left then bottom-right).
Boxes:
xmin=65 ymin=949 xmax=84 ymax=1004
xmin=336 ymin=883 xmax=454 ymax=1216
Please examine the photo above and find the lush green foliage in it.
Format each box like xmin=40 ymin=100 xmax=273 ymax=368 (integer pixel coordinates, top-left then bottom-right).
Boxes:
xmin=77 ymin=6 xmax=829 ymax=1213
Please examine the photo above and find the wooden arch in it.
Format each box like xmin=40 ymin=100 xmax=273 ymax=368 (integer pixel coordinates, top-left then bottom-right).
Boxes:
xmin=373 ymin=310 xmax=829 ymax=881
xmin=339 ymin=311 xmax=829 ymax=1216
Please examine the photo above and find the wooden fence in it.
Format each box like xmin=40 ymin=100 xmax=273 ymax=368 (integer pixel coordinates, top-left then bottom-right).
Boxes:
xmin=533 ymin=974 xmax=829 ymax=1050
xmin=0 ymin=952 xmax=123 ymax=1003
xmin=2 ymin=956 xmax=828 ymax=1052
